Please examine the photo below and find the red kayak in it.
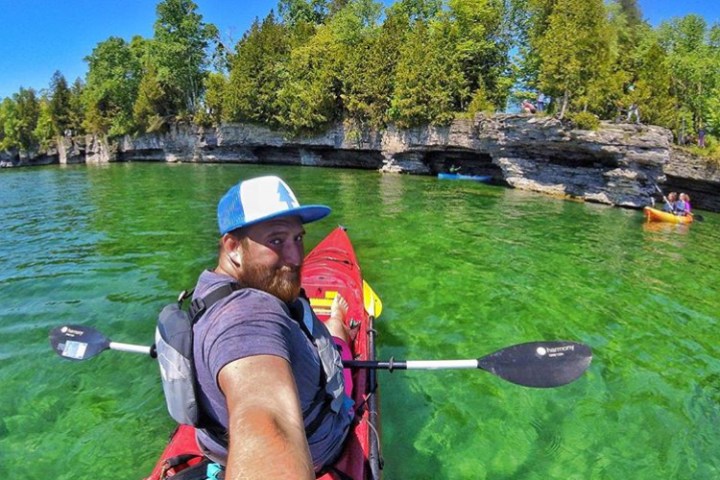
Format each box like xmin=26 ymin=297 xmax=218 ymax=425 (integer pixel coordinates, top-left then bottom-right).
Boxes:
xmin=145 ymin=226 xmax=382 ymax=480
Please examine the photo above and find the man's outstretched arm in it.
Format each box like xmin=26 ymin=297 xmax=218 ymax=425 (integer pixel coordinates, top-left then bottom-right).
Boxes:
xmin=219 ymin=355 xmax=314 ymax=480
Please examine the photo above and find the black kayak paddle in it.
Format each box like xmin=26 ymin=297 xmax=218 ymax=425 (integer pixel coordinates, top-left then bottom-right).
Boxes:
xmin=345 ymin=341 xmax=592 ymax=388
xmin=49 ymin=325 xmax=591 ymax=388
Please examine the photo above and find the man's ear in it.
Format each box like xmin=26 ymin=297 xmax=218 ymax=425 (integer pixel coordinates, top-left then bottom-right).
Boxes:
xmin=221 ymin=234 xmax=243 ymax=265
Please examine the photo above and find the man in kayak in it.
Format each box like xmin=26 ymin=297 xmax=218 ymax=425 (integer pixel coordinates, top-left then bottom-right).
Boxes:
xmin=191 ymin=175 xmax=356 ymax=478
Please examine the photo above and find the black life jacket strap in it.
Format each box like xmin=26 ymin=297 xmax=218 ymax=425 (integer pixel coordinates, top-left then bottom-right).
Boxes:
xmin=184 ymin=282 xmax=239 ymax=443
xmin=188 ymin=283 xmax=239 ymax=323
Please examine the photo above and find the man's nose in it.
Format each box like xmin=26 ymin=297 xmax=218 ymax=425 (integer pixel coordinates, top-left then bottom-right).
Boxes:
xmin=283 ymin=243 xmax=304 ymax=267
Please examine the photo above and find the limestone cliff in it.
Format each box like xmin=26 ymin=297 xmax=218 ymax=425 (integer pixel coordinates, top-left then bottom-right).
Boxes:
xmin=3 ymin=115 xmax=718 ymax=212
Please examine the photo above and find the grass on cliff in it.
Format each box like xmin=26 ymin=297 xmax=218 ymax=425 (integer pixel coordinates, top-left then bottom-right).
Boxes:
xmin=680 ymin=134 xmax=720 ymax=167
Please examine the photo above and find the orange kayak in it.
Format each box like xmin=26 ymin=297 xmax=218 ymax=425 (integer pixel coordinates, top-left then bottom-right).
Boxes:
xmin=145 ymin=227 xmax=381 ymax=480
xmin=643 ymin=206 xmax=693 ymax=224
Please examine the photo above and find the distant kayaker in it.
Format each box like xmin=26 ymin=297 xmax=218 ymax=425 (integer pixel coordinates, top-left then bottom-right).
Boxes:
xmin=662 ymin=192 xmax=678 ymax=213
xmin=191 ymin=175 xmax=357 ymax=478
xmin=676 ymin=193 xmax=691 ymax=216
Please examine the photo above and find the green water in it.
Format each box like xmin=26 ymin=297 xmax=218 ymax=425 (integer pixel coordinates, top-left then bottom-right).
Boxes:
xmin=1 ymin=163 xmax=719 ymax=479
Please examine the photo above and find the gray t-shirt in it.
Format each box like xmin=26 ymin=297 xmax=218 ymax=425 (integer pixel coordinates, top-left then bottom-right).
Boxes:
xmin=192 ymin=270 xmax=350 ymax=470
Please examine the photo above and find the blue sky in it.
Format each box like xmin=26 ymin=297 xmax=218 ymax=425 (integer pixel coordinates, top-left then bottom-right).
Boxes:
xmin=0 ymin=0 xmax=718 ymax=100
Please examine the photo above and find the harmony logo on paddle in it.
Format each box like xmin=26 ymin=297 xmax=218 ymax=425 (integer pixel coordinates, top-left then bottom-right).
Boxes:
xmin=536 ymin=345 xmax=575 ymax=358
xmin=60 ymin=326 xmax=86 ymax=337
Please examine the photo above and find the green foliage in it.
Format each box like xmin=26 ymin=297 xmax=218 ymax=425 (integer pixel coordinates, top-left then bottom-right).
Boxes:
xmin=1 ymin=0 xmax=719 ymax=147
xmin=389 ymin=21 xmax=461 ymax=127
xmin=152 ymin=0 xmax=218 ymax=115
xmin=33 ymin=99 xmax=55 ymax=148
xmin=534 ymin=0 xmax=613 ymax=118
xmin=467 ymin=85 xmax=495 ymax=115
xmin=279 ymin=0 xmax=331 ymax=26
xmin=705 ymin=87 xmax=720 ymax=137
xmin=49 ymin=71 xmax=72 ymax=136
xmin=392 ymin=0 xmax=442 ymax=23
xmin=13 ymin=88 xmax=40 ymax=151
xmin=0 ymin=97 xmax=20 ymax=150
xmin=202 ymin=72 xmax=227 ymax=125
xmin=67 ymin=78 xmax=85 ymax=135
xmin=274 ymin=24 xmax=341 ymax=133
xmin=133 ymin=61 xmax=170 ymax=133
xmin=83 ymin=37 xmax=143 ymax=135
xmin=224 ymin=13 xmax=292 ymax=126
xmin=335 ymin=0 xmax=393 ymax=127
xmin=447 ymin=0 xmax=510 ymax=110
xmin=657 ymin=15 xmax=720 ymax=137
xmin=568 ymin=111 xmax=600 ymax=130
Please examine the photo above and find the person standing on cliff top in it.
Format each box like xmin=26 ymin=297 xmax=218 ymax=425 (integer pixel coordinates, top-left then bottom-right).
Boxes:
xmin=626 ymin=103 xmax=640 ymax=124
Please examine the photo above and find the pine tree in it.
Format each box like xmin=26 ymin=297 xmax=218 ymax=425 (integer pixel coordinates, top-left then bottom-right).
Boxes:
xmin=152 ymin=0 xmax=218 ymax=116
xmin=49 ymin=71 xmax=72 ymax=136
xmin=535 ymin=0 xmax=612 ymax=118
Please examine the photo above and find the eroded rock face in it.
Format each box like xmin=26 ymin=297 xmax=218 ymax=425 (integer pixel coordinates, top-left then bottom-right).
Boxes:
xmin=5 ymin=116 xmax=718 ymax=212
xmin=665 ymin=149 xmax=720 ymax=212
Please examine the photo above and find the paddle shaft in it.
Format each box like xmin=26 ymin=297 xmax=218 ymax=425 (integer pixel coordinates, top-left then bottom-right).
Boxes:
xmin=110 ymin=341 xmax=153 ymax=355
xmin=653 ymin=183 xmax=673 ymax=210
xmin=104 ymin=344 xmax=485 ymax=370
xmin=345 ymin=359 xmax=478 ymax=370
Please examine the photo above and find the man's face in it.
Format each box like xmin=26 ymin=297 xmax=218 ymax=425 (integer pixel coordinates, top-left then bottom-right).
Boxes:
xmin=236 ymin=216 xmax=305 ymax=303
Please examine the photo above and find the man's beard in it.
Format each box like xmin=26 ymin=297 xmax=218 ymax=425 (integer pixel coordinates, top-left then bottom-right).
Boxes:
xmin=240 ymin=261 xmax=301 ymax=304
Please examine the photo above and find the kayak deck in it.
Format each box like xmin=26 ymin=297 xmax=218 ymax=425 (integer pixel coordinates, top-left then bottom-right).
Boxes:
xmin=145 ymin=226 xmax=381 ymax=480
xmin=304 ymin=227 xmax=381 ymax=480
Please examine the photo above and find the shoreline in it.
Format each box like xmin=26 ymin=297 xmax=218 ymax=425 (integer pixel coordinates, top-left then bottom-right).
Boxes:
xmin=2 ymin=114 xmax=718 ymax=213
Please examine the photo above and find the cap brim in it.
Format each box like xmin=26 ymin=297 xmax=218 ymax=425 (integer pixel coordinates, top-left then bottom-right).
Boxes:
xmin=229 ymin=205 xmax=331 ymax=233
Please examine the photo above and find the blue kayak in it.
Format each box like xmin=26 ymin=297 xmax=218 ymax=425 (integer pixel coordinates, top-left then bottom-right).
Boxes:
xmin=438 ymin=173 xmax=492 ymax=183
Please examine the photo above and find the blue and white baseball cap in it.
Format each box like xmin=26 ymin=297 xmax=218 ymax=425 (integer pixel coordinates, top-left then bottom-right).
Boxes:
xmin=217 ymin=176 xmax=331 ymax=234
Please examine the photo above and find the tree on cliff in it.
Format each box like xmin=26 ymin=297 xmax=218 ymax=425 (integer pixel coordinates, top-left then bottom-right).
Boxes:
xmin=658 ymin=15 xmax=720 ymax=138
xmin=49 ymin=71 xmax=72 ymax=136
xmin=274 ymin=23 xmax=342 ymax=133
xmin=332 ymin=0 xmax=392 ymax=128
xmin=68 ymin=78 xmax=86 ymax=136
xmin=133 ymin=61 xmax=171 ymax=132
xmin=151 ymin=0 xmax=218 ymax=117
xmin=224 ymin=12 xmax=292 ymax=126
xmin=0 ymin=98 xmax=20 ymax=151
xmin=447 ymin=0 xmax=512 ymax=113
xmin=33 ymin=98 xmax=55 ymax=149
xmin=389 ymin=20 xmax=457 ymax=127
xmin=13 ymin=88 xmax=40 ymax=151
xmin=533 ymin=0 xmax=612 ymax=118
xmin=83 ymin=37 xmax=143 ymax=135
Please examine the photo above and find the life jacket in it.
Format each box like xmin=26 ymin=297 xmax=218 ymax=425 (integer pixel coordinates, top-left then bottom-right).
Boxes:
xmin=155 ymin=284 xmax=349 ymax=446
xmin=291 ymin=296 xmax=349 ymax=418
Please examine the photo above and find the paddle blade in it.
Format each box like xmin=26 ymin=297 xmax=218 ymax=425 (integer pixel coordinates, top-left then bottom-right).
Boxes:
xmin=49 ymin=325 xmax=111 ymax=361
xmin=478 ymin=341 xmax=592 ymax=388
xmin=363 ymin=280 xmax=383 ymax=318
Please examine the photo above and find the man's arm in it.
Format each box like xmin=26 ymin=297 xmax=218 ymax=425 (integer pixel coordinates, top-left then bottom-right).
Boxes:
xmin=219 ymin=355 xmax=315 ymax=480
